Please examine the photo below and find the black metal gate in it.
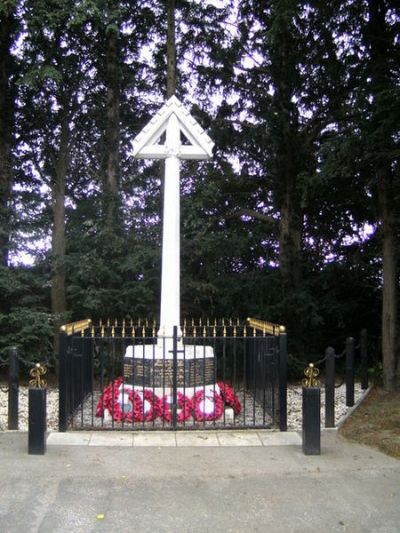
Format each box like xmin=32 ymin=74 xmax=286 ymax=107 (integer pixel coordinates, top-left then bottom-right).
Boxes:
xmin=59 ymin=319 xmax=287 ymax=432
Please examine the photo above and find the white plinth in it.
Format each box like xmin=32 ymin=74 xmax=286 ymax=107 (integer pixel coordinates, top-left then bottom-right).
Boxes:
xmin=124 ymin=344 xmax=214 ymax=360
xmin=124 ymin=343 xmax=217 ymax=396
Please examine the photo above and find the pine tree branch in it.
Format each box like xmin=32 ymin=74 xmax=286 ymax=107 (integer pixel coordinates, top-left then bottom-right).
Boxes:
xmin=227 ymin=208 xmax=277 ymax=225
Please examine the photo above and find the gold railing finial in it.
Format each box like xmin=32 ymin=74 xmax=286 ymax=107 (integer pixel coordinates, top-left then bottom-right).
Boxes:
xmin=302 ymin=363 xmax=320 ymax=388
xmin=29 ymin=363 xmax=47 ymax=389
xmin=60 ymin=318 xmax=92 ymax=336
xmin=247 ymin=317 xmax=285 ymax=337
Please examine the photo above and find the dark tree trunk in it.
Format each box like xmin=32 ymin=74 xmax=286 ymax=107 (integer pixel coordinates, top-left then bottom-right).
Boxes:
xmin=379 ymin=168 xmax=398 ymax=391
xmin=103 ymin=25 xmax=120 ymax=230
xmin=0 ymin=10 xmax=16 ymax=267
xmin=269 ymin=5 xmax=304 ymax=345
xmin=366 ymin=0 xmax=399 ymax=391
xmin=51 ymin=110 xmax=69 ymax=352
xmin=279 ymin=193 xmax=302 ymax=292
xmin=166 ymin=0 xmax=176 ymax=98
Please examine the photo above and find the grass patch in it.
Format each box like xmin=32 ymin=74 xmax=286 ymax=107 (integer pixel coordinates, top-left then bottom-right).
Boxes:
xmin=339 ymin=387 xmax=400 ymax=459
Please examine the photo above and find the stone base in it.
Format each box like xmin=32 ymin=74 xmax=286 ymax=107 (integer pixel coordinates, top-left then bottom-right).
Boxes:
xmin=124 ymin=343 xmax=216 ymax=389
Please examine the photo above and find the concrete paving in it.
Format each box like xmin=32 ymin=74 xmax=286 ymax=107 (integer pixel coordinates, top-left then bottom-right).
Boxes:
xmin=47 ymin=429 xmax=302 ymax=447
xmin=0 ymin=430 xmax=399 ymax=533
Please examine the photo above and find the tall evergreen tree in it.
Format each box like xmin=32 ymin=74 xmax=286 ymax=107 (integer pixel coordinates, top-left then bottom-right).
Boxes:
xmin=363 ymin=0 xmax=399 ymax=390
xmin=0 ymin=1 xmax=18 ymax=267
xmin=217 ymin=1 xmax=349 ymax=351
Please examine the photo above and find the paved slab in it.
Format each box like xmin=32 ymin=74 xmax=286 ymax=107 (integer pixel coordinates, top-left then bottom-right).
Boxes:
xmin=176 ymin=431 xmax=220 ymax=447
xmin=1 ymin=431 xmax=399 ymax=533
xmin=47 ymin=430 xmax=302 ymax=447
xmin=258 ymin=430 xmax=302 ymax=446
xmin=133 ymin=432 xmax=176 ymax=447
xmin=47 ymin=432 xmax=92 ymax=446
xmin=217 ymin=430 xmax=263 ymax=446
xmin=89 ymin=432 xmax=133 ymax=447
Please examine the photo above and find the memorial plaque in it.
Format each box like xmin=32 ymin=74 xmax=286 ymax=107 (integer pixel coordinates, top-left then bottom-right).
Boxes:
xmin=124 ymin=356 xmax=215 ymax=388
xmin=185 ymin=358 xmax=215 ymax=387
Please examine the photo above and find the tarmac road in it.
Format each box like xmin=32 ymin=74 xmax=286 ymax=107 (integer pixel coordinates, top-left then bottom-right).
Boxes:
xmin=0 ymin=430 xmax=399 ymax=533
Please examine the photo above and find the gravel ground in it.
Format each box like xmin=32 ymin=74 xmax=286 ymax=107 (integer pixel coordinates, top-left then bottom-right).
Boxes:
xmin=0 ymin=383 xmax=363 ymax=432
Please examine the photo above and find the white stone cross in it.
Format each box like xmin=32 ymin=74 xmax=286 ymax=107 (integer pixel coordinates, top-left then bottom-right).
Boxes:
xmin=132 ymin=96 xmax=214 ymax=340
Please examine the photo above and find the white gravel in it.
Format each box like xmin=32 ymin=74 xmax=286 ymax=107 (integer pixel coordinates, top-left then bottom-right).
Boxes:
xmin=0 ymin=383 xmax=363 ymax=432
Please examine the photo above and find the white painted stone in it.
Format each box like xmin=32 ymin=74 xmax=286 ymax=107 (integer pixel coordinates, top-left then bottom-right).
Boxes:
xmin=117 ymin=381 xmax=221 ymax=400
xmin=131 ymin=96 xmax=214 ymax=343
xmin=124 ymin=343 xmax=214 ymax=360
xmin=132 ymin=96 xmax=214 ymax=160
xmin=224 ymin=407 xmax=234 ymax=423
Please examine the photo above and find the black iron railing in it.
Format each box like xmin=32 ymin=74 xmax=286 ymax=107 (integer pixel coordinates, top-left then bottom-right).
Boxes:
xmin=58 ymin=318 xmax=287 ymax=432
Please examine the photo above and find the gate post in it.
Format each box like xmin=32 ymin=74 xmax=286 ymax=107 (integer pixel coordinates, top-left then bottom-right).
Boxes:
xmin=172 ymin=326 xmax=178 ymax=430
xmin=302 ymin=387 xmax=321 ymax=455
xmin=8 ymin=347 xmax=19 ymax=430
xmin=59 ymin=332 xmax=68 ymax=432
xmin=325 ymin=347 xmax=335 ymax=428
xmin=28 ymin=362 xmax=47 ymax=455
xmin=360 ymin=329 xmax=368 ymax=390
xmin=28 ymin=387 xmax=47 ymax=455
xmin=278 ymin=332 xmax=287 ymax=432
xmin=345 ymin=337 xmax=355 ymax=407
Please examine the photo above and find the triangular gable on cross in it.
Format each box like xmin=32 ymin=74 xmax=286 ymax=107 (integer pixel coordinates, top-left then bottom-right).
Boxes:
xmin=132 ymin=96 xmax=214 ymax=160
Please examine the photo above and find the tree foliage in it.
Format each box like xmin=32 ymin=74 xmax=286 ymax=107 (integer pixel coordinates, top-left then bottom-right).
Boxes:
xmin=0 ymin=0 xmax=398 ymax=386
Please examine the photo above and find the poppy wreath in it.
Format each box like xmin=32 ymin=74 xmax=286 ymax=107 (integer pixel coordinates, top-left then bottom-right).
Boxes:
xmin=217 ymin=381 xmax=241 ymax=415
xmin=96 ymin=378 xmax=162 ymax=423
xmin=161 ymin=393 xmax=193 ymax=423
xmin=96 ymin=377 xmax=124 ymax=421
xmin=130 ymin=388 xmax=162 ymax=422
xmin=193 ymin=390 xmax=224 ymax=421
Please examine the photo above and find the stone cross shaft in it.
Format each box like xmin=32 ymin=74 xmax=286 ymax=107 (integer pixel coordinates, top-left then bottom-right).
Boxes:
xmin=131 ymin=96 xmax=214 ymax=340
xmin=161 ymin=113 xmax=181 ymax=337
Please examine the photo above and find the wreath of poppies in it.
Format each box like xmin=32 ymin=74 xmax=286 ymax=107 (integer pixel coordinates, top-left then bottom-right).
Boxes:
xmin=160 ymin=393 xmax=193 ymax=422
xmin=96 ymin=377 xmax=124 ymax=421
xmin=217 ymin=381 xmax=242 ymax=415
xmin=96 ymin=379 xmax=161 ymax=422
xmin=193 ymin=390 xmax=224 ymax=422
xmin=130 ymin=389 xmax=162 ymax=422
xmin=96 ymin=377 xmax=241 ymax=423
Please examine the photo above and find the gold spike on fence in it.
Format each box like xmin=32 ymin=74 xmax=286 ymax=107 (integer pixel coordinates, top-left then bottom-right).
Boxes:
xmin=246 ymin=317 xmax=285 ymax=336
xmin=61 ymin=317 xmax=285 ymax=338
xmin=60 ymin=319 xmax=92 ymax=336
